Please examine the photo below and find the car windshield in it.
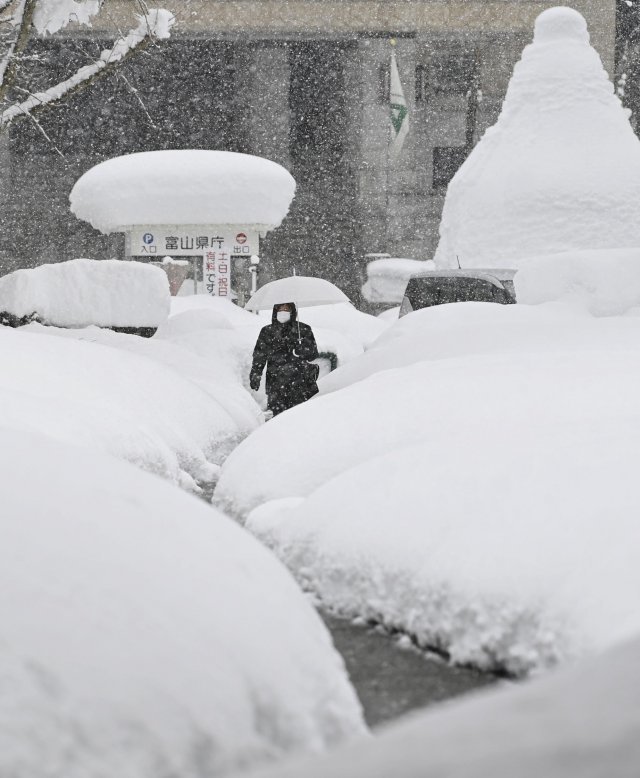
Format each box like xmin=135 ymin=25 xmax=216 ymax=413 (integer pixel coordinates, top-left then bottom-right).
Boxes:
xmin=406 ymin=276 xmax=508 ymax=309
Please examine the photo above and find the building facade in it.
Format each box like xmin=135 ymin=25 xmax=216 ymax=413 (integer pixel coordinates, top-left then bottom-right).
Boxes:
xmin=0 ymin=0 xmax=616 ymax=297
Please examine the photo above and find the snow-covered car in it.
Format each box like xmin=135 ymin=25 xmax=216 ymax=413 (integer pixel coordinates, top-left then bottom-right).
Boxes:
xmin=399 ymin=269 xmax=517 ymax=317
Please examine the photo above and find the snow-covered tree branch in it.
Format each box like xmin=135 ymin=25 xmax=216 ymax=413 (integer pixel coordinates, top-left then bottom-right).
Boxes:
xmin=0 ymin=1 xmax=174 ymax=130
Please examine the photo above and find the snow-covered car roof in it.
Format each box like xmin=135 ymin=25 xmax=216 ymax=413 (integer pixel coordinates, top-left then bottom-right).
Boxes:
xmin=407 ymin=268 xmax=517 ymax=288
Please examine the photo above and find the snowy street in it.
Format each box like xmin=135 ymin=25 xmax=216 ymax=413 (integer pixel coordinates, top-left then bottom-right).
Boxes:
xmin=322 ymin=614 xmax=497 ymax=727
xmin=2 ymin=2 xmax=640 ymax=777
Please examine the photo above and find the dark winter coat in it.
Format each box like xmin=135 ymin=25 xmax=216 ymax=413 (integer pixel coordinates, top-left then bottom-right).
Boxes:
xmin=250 ymin=303 xmax=319 ymax=415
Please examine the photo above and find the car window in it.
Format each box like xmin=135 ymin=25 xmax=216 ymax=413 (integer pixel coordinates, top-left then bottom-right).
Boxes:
xmin=407 ymin=277 xmax=507 ymax=309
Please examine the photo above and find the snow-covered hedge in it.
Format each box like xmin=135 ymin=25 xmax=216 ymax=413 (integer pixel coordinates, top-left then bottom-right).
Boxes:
xmin=0 ymin=258 xmax=170 ymax=329
xmin=318 ymin=300 xmax=640 ymax=394
xmin=0 ymin=427 xmax=365 ymax=778
xmin=1 ymin=323 xmax=261 ymax=490
xmin=215 ymin=304 xmax=640 ymax=673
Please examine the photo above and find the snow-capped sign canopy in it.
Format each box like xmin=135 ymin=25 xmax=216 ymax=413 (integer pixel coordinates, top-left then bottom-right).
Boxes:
xmin=434 ymin=7 xmax=640 ymax=268
xmin=70 ymin=150 xmax=296 ymax=234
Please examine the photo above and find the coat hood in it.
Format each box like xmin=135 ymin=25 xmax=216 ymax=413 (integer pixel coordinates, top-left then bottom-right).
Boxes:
xmin=271 ymin=302 xmax=298 ymax=324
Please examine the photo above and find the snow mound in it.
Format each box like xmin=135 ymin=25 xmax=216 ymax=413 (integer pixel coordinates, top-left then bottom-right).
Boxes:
xmin=0 ymin=427 xmax=365 ymax=778
xmin=70 ymin=151 xmax=296 ymax=233
xmin=319 ymin=300 xmax=640 ymax=394
xmin=217 ymin=304 xmax=640 ymax=515
xmin=434 ymin=7 xmax=640 ymax=268
xmin=0 ymin=324 xmax=259 ymax=488
xmin=240 ymin=349 xmax=640 ymax=674
xmin=244 ymin=634 xmax=640 ymax=778
xmin=514 ymin=247 xmax=640 ymax=315
xmin=361 ymin=258 xmax=435 ymax=304
xmin=158 ymin=308 xmax=234 ymax=338
xmin=534 ymin=5 xmax=588 ymax=42
xmin=295 ymin=304 xmax=387 ymax=350
xmin=0 ymin=258 xmax=169 ymax=329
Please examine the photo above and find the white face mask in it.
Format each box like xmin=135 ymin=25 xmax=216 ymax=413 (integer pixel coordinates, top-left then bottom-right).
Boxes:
xmin=276 ymin=311 xmax=291 ymax=324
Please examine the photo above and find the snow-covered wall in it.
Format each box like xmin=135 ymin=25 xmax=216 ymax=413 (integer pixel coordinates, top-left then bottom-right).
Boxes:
xmin=434 ymin=7 xmax=640 ymax=269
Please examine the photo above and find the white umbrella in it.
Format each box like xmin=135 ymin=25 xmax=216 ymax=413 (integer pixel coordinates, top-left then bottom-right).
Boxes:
xmin=245 ymin=276 xmax=349 ymax=311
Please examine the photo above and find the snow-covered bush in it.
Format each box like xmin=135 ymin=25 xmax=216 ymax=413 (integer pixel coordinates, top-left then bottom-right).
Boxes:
xmin=0 ymin=426 xmax=365 ymax=778
xmin=0 ymin=258 xmax=170 ymax=329
xmin=318 ymin=300 xmax=640 ymax=394
xmin=0 ymin=323 xmax=260 ymax=490
xmin=216 ymin=304 xmax=640 ymax=673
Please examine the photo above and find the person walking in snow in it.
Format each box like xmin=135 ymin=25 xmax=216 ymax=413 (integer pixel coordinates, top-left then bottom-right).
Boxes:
xmin=249 ymin=302 xmax=319 ymax=416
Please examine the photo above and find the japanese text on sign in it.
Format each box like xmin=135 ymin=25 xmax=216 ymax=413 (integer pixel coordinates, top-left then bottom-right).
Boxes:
xmin=204 ymin=249 xmax=231 ymax=297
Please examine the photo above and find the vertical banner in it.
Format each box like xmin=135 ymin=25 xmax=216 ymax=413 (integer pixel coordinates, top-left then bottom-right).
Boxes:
xmin=203 ymin=244 xmax=231 ymax=297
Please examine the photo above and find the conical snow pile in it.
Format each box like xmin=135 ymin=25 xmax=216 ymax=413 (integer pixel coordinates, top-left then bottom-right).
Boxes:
xmin=434 ymin=7 xmax=640 ymax=268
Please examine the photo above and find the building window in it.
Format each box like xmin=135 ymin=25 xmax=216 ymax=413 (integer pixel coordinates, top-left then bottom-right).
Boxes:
xmin=431 ymin=54 xmax=476 ymax=94
xmin=415 ymin=63 xmax=428 ymax=102
xmin=432 ymin=146 xmax=469 ymax=190
xmin=378 ymin=62 xmax=390 ymax=103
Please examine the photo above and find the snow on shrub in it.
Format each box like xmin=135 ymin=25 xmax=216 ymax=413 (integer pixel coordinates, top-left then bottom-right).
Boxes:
xmin=31 ymin=322 xmax=262 ymax=441
xmin=318 ymin=301 xmax=640 ymax=394
xmin=0 ymin=427 xmax=365 ymax=778
xmin=0 ymin=258 xmax=170 ymax=329
xmin=434 ymin=7 xmax=640 ymax=268
xmin=217 ymin=303 xmax=640 ymax=517
xmin=217 ymin=323 xmax=640 ymax=673
xmin=0 ymin=324 xmax=259 ymax=489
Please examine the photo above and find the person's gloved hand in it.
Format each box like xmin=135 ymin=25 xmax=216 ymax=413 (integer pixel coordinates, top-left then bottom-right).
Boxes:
xmin=249 ymin=374 xmax=261 ymax=391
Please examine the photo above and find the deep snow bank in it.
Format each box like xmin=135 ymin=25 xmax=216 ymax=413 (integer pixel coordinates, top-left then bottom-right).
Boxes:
xmin=434 ymin=7 xmax=640 ymax=267
xmin=0 ymin=428 xmax=365 ymax=778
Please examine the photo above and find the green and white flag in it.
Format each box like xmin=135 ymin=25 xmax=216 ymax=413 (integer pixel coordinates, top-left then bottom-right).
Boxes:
xmin=389 ymin=50 xmax=409 ymax=160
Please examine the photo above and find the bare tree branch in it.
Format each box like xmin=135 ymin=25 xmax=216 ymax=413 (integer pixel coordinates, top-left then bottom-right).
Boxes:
xmin=0 ymin=0 xmax=38 ymax=103
xmin=0 ymin=8 xmax=174 ymax=129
